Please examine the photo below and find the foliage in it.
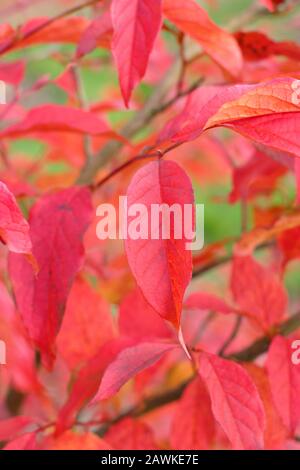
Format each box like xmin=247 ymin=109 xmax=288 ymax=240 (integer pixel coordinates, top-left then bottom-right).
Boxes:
xmin=0 ymin=0 xmax=300 ymax=451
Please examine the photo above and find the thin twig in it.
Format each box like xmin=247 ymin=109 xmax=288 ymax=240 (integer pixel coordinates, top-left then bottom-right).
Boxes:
xmin=218 ymin=316 xmax=243 ymax=357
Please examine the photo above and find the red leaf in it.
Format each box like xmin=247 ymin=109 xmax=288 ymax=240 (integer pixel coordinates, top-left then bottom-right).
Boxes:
xmin=1 ymin=104 xmax=114 ymax=139
xmin=0 ymin=17 xmax=90 ymax=55
xmin=171 ymin=377 xmax=215 ymax=450
xmin=57 ymin=278 xmax=116 ymax=370
xmin=198 ymin=351 xmax=265 ymax=450
xmin=184 ymin=292 xmax=235 ymax=315
xmin=76 ymin=11 xmax=112 ymax=58
xmin=0 ymin=181 xmax=31 ymax=254
xmin=119 ymin=288 xmax=174 ymax=340
xmin=94 ymin=341 xmax=177 ymax=400
xmin=111 ymin=0 xmax=162 ymax=106
xmin=235 ymin=31 xmax=300 ymax=62
xmin=125 ymin=160 xmax=194 ymax=328
xmin=231 ymin=255 xmax=287 ymax=332
xmin=266 ymin=336 xmax=300 ymax=434
xmin=205 ymin=78 xmax=300 ymax=158
xmin=9 ymin=187 xmax=93 ymax=368
xmin=245 ymin=364 xmax=288 ymax=449
xmin=105 ymin=417 xmax=157 ymax=450
xmin=163 ymin=0 xmax=242 ymax=77
xmin=161 ymin=78 xmax=300 ymax=160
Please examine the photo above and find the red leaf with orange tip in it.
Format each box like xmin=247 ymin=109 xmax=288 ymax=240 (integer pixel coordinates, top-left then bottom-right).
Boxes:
xmin=105 ymin=417 xmax=157 ymax=450
xmin=171 ymin=377 xmax=215 ymax=450
xmin=111 ymin=0 xmax=162 ymax=106
xmin=163 ymin=0 xmax=242 ymax=77
xmin=9 ymin=187 xmax=93 ymax=368
xmin=198 ymin=351 xmax=265 ymax=450
xmin=266 ymin=336 xmax=300 ymax=434
xmin=125 ymin=159 xmax=194 ymax=328
xmin=205 ymin=78 xmax=300 ymax=158
xmin=162 ymin=78 xmax=300 ymax=160
xmin=57 ymin=278 xmax=116 ymax=370
xmin=231 ymin=255 xmax=287 ymax=332
xmin=0 ymin=181 xmax=31 ymax=254
xmin=0 ymin=17 xmax=90 ymax=55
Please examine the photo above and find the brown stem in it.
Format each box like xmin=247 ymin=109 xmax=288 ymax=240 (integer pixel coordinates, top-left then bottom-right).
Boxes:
xmin=76 ymin=53 xmax=202 ymax=185
xmin=218 ymin=316 xmax=243 ymax=357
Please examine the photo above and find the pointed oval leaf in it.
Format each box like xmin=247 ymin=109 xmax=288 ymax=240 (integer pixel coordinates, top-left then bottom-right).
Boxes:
xmin=9 ymin=187 xmax=93 ymax=368
xmin=111 ymin=0 xmax=162 ymax=106
xmin=198 ymin=352 xmax=265 ymax=450
xmin=125 ymin=159 xmax=194 ymax=327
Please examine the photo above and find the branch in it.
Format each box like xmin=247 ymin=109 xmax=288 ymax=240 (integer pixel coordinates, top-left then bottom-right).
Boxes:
xmin=76 ymin=56 xmax=202 ymax=185
xmin=0 ymin=0 xmax=100 ymax=56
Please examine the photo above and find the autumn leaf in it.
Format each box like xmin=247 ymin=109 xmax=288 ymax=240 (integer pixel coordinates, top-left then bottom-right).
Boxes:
xmin=9 ymin=187 xmax=93 ymax=368
xmin=111 ymin=0 xmax=162 ymax=106
xmin=205 ymin=78 xmax=300 ymax=158
xmin=93 ymin=341 xmax=178 ymax=400
xmin=125 ymin=159 xmax=194 ymax=328
xmin=163 ymin=0 xmax=243 ymax=77
xmin=1 ymin=104 xmax=115 ymax=139
xmin=266 ymin=336 xmax=300 ymax=434
xmin=198 ymin=351 xmax=265 ymax=450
